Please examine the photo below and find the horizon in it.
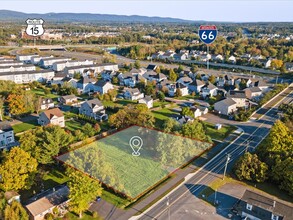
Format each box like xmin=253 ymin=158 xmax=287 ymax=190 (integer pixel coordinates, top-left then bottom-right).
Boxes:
xmin=0 ymin=1 xmax=293 ymax=22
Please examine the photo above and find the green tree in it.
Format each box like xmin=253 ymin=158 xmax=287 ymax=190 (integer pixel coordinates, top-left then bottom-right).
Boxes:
xmin=0 ymin=148 xmax=38 ymax=191
xmin=157 ymin=91 xmax=165 ymax=101
xmin=162 ymin=118 xmax=180 ymax=133
xmin=4 ymin=201 xmax=28 ymax=220
xmin=82 ymin=123 xmax=96 ymax=137
xmin=181 ymin=120 xmax=211 ymax=142
xmin=234 ymin=152 xmax=268 ymax=183
xmin=134 ymin=60 xmax=141 ymax=69
xmin=66 ymin=168 xmax=102 ymax=218
xmin=181 ymin=107 xmax=194 ymax=118
xmin=208 ymin=75 xmax=216 ymax=84
xmin=112 ymin=76 xmax=119 ymax=84
xmin=271 ymin=157 xmax=293 ymax=196
xmin=169 ymin=69 xmax=177 ymax=82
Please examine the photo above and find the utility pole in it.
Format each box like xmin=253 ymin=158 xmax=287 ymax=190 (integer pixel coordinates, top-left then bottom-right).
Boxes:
xmin=166 ymin=196 xmax=170 ymax=220
xmin=214 ymin=189 xmax=217 ymax=205
xmin=223 ymin=154 xmax=231 ymax=180
xmin=245 ymin=141 xmax=250 ymax=153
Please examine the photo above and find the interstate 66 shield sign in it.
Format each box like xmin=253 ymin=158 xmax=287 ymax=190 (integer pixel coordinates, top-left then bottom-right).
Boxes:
xmin=198 ymin=25 xmax=217 ymax=44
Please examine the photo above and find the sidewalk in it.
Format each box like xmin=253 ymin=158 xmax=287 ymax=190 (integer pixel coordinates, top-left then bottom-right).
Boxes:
xmin=89 ymin=132 xmax=239 ymax=220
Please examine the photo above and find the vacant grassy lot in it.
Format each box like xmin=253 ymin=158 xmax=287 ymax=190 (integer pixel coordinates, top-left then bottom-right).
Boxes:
xmin=30 ymin=88 xmax=59 ymax=102
xmin=59 ymin=126 xmax=211 ymax=199
xmin=12 ymin=120 xmax=38 ymax=133
xmin=65 ymin=119 xmax=84 ymax=131
xmin=204 ymin=122 xmax=236 ymax=141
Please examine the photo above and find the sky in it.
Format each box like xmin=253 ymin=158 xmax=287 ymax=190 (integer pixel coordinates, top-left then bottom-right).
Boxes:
xmin=0 ymin=1 xmax=293 ymax=22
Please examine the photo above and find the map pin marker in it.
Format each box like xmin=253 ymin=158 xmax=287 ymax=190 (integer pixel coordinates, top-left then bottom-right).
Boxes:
xmin=129 ymin=136 xmax=143 ymax=156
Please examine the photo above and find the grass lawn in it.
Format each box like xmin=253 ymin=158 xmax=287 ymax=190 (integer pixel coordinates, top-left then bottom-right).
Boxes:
xmin=152 ymin=101 xmax=169 ymax=108
xmin=204 ymin=122 xmax=236 ymax=141
xmin=115 ymin=99 xmax=137 ymax=106
xmin=152 ymin=107 xmax=180 ymax=128
xmin=58 ymin=126 xmax=211 ymax=199
xmin=31 ymin=88 xmax=59 ymax=101
xmin=58 ymin=211 xmax=103 ymax=220
xmin=42 ymin=169 xmax=70 ymax=189
xmin=65 ymin=119 xmax=84 ymax=132
xmin=12 ymin=120 xmax=38 ymax=133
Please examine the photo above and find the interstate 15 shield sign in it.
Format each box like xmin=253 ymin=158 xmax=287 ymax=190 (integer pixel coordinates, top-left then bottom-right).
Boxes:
xmin=25 ymin=18 xmax=45 ymax=37
xmin=198 ymin=25 xmax=217 ymax=44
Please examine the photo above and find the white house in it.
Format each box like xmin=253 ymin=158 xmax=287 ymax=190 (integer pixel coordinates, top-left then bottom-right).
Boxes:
xmin=244 ymin=87 xmax=263 ymax=100
xmin=138 ymin=96 xmax=153 ymax=108
xmin=201 ymin=83 xmax=218 ymax=98
xmin=76 ymin=77 xmax=97 ymax=94
xmin=40 ymin=98 xmax=54 ymax=110
xmin=16 ymin=54 xmax=38 ymax=63
xmin=31 ymin=55 xmax=54 ymax=65
xmin=38 ymin=108 xmax=65 ymax=127
xmin=189 ymin=106 xmax=209 ymax=118
xmin=59 ymin=94 xmax=78 ymax=105
xmin=167 ymin=83 xmax=188 ymax=97
xmin=40 ymin=57 xmax=71 ymax=68
xmin=124 ymin=88 xmax=144 ymax=100
xmin=188 ymin=79 xmax=205 ymax=93
xmin=65 ymin=63 xmax=119 ymax=77
xmin=79 ymin=99 xmax=107 ymax=121
xmin=214 ymin=98 xmax=237 ymax=115
xmin=0 ymin=61 xmax=23 ymax=67
xmin=174 ymin=52 xmax=188 ymax=60
xmin=228 ymin=56 xmax=237 ymax=64
xmin=212 ymin=54 xmax=224 ymax=62
xmin=143 ymin=71 xmax=167 ymax=83
xmin=227 ymin=90 xmax=247 ymax=107
xmin=94 ymin=80 xmax=114 ymax=94
xmin=0 ymin=122 xmax=16 ymax=150
xmin=0 ymin=70 xmax=55 ymax=84
xmin=0 ymin=64 xmax=36 ymax=73
xmin=52 ymin=60 xmax=94 ymax=72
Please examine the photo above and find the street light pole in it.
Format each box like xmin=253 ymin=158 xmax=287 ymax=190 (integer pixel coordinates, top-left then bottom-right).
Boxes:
xmin=223 ymin=154 xmax=231 ymax=180
xmin=166 ymin=196 xmax=170 ymax=220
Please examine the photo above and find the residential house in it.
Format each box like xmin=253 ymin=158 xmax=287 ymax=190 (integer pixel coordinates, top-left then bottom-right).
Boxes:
xmin=151 ymin=51 xmax=164 ymax=60
xmin=60 ymin=77 xmax=78 ymax=88
xmin=143 ymin=71 xmax=167 ymax=83
xmin=64 ymin=63 xmax=119 ymax=77
xmin=264 ymin=58 xmax=272 ymax=68
xmin=146 ymin=64 xmax=158 ymax=71
xmin=228 ymin=55 xmax=237 ymax=64
xmin=31 ymin=55 xmax=53 ymax=65
xmin=0 ymin=70 xmax=54 ymax=84
xmin=176 ymin=76 xmax=193 ymax=87
xmin=79 ymin=99 xmax=107 ymax=121
xmin=0 ymin=122 xmax=16 ymax=150
xmin=94 ymin=80 xmax=114 ymax=94
xmin=0 ymin=64 xmax=36 ymax=73
xmin=76 ymin=77 xmax=97 ymax=94
xmin=52 ymin=59 xmax=94 ymax=72
xmin=214 ymin=98 xmax=237 ymax=115
xmin=16 ymin=54 xmax=38 ymax=63
xmin=26 ymin=185 xmax=69 ymax=220
xmin=138 ymin=96 xmax=153 ymax=108
xmin=236 ymin=190 xmax=293 ymax=220
xmin=253 ymin=80 xmax=269 ymax=91
xmin=227 ymin=90 xmax=247 ymax=107
xmin=285 ymin=62 xmax=293 ymax=72
xmin=167 ymin=83 xmax=188 ymax=97
xmin=129 ymin=68 xmax=147 ymax=75
xmin=161 ymin=50 xmax=176 ymax=60
xmin=188 ymin=79 xmax=205 ymax=93
xmin=121 ymin=72 xmax=146 ymax=87
xmin=0 ymin=61 xmax=23 ymax=67
xmin=39 ymin=57 xmax=71 ymax=68
xmin=38 ymin=108 xmax=65 ymax=127
xmin=201 ymin=82 xmax=218 ymax=98
xmin=212 ymin=54 xmax=224 ymax=62
xmin=189 ymin=106 xmax=208 ymax=118
xmin=124 ymin=88 xmax=144 ymax=100
xmin=244 ymin=87 xmax=263 ymax=99
xmin=40 ymin=98 xmax=54 ymax=110
xmin=175 ymin=115 xmax=194 ymax=125
xmin=180 ymin=70 xmax=192 ymax=78
xmin=4 ymin=191 xmax=20 ymax=205
xmin=101 ymin=70 xmax=120 ymax=82
xmin=59 ymin=95 xmax=78 ymax=105
xmin=174 ymin=52 xmax=188 ymax=60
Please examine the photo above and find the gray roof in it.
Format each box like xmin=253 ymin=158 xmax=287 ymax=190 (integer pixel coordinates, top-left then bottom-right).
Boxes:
xmin=240 ymin=190 xmax=293 ymax=220
xmin=245 ymin=87 xmax=262 ymax=93
xmin=0 ymin=121 xmax=13 ymax=132
xmin=178 ymin=76 xmax=193 ymax=83
xmin=84 ymin=99 xmax=103 ymax=108
xmin=95 ymin=80 xmax=110 ymax=87
xmin=228 ymin=90 xmax=246 ymax=99
xmin=190 ymin=79 xmax=205 ymax=86
xmin=61 ymin=94 xmax=77 ymax=100
xmin=0 ymin=69 xmax=54 ymax=76
xmin=77 ymin=77 xmax=96 ymax=84
xmin=216 ymin=98 xmax=236 ymax=106
xmin=0 ymin=64 xmax=35 ymax=69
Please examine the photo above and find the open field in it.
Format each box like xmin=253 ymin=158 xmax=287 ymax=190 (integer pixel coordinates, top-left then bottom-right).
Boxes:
xmin=58 ymin=126 xmax=212 ymax=199
xmin=12 ymin=120 xmax=38 ymax=133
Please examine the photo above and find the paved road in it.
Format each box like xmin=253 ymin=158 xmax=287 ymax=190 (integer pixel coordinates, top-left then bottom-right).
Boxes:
xmin=135 ymin=87 xmax=293 ymax=220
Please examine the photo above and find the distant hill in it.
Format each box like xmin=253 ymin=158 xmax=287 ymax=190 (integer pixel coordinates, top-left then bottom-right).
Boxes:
xmin=0 ymin=10 xmax=195 ymax=23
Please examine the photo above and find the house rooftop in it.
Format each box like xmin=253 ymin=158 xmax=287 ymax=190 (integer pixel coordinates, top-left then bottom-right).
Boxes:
xmin=77 ymin=77 xmax=96 ymax=84
xmin=0 ymin=121 xmax=13 ymax=132
xmin=95 ymin=80 xmax=110 ymax=87
xmin=42 ymin=108 xmax=63 ymax=120
xmin=146 ymin=64 xmax=157 ymax=70
xmin=0 ymin=64 xmax=35 ymax=69
xmin=0 ymin=69 xmax=53 ymax=76
xmin=240 ymin=190 xmax=293 ymax=220
xmin=61 ymin=94 xmax=77 ymax=100
xmin=216 ymin=98 xmax=236 ymax=106
xmin=227 ymin=90 xmax=246 ymax=99
xmin=84 ymin=99 xmax=103 ymax=108
xmin=245 ymin=87 xmax=262 ymax=93
xmin=26 ymin=186 xmax=69 ymax=217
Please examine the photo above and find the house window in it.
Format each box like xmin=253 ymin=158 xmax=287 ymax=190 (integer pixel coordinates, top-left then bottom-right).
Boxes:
xmin=271 ymin=214 xmax=279 ymax=220
xmin=246 ymin=203 xmax=252 ymax=211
